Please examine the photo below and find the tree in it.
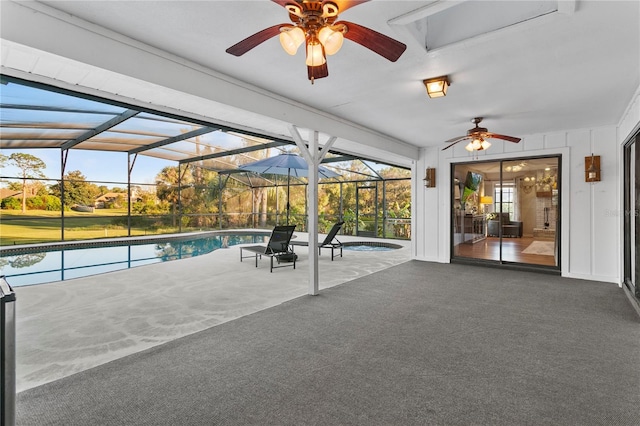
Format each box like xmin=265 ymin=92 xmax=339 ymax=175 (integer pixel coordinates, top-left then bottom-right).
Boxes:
xmin=185 ymin=164 xmax=219 ymax=228
xmin=7 ymin=153 xmax=47 ymax=212
xmin=131 ymin=188 xmax=168 ymax=215
xmin=50 ymin=170 xmax=101 ymax=207
xmin=156 ymin=166 xmax=185 ymax=227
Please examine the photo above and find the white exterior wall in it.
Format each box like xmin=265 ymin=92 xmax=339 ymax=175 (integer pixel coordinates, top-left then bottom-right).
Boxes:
xmin=413 ymin=85 xmax=640 ymax=284
xmin=414 ymin=125 xmax=621 ymax=284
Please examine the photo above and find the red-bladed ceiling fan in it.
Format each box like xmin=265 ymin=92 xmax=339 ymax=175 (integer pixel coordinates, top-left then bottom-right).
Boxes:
xmin=442 ymin=117 xmax=521 ymax=152
xmin=226 ymin=0 xmax=407 ymax=83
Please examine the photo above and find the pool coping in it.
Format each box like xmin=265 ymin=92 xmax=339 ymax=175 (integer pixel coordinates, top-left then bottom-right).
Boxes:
xmin=1 ymin=231 xmax=409 ymax=256
xmin=0 ymin=229 xmax=271 ymax=256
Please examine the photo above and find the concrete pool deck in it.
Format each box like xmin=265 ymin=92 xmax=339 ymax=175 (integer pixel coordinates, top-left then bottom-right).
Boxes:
xmin=13 ymin=231 xmax=411 ymax=392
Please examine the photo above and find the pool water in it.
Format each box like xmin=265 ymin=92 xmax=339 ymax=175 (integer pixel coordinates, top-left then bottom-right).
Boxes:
xmin=343 ymin=245 xmax=396 ymax=252
xmin=342 ymin=242 xmax=403 ymax=252
xmin=0 ymin=233 xmax=268 ymax=287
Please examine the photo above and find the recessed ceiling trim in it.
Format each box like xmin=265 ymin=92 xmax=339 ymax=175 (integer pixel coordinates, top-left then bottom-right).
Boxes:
xmin=388 ymin=0 xmax=575 ymax=24
xmin=388 ymin=1 xmax=463 ymax=26
xmin=423 ymin=10 xmax=559 ymax=55
xmin=391 ymin=1 xmax=566 ymax=54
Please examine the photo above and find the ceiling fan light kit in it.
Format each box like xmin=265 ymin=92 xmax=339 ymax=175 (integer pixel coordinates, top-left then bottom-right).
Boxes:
xmin=465 ymin=138 xmax=491 ymax=152
xmin=423 ymin=76 xmax=450 ymax=98
xmin=279 ymin=27 xmax=305 ymax=54
xmin=317 ymin=25 xmax=345 ymax=55
xmin=305 ymin=38 xmax=326 ymax=66
xmin=226 ymin=1 xmax=407 ymax=84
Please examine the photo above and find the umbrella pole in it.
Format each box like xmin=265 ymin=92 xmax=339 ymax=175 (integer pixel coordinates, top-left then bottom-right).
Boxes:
xmin=286 ymin=169 xmax=290 ymax=225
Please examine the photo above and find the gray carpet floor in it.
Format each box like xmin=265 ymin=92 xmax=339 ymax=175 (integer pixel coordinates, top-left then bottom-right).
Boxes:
xmin=16 ymin=261 xmax=640 ymax=425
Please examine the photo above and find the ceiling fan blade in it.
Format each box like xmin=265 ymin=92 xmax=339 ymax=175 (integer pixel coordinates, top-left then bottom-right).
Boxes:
xmin=308 ymin=63 xmax=329 ymax=81
xmin=444 ymin=135 xmax=468 ymax=144
xmin=337 ymin=20 xmax=406 ymax=62
xmin=226 ymin=24 xmax=285 ymax=56
xmin=442 ymin=138 xmax=467 ymax=151
xmin=486 ymin=133 xmax=521 ymax=143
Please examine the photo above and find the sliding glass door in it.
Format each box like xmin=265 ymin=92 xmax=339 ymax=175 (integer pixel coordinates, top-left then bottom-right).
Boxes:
xmin=451 ymin=156 xmax=560 ymax=269
xmin=623 ymin=132 xmax=639 ymax=299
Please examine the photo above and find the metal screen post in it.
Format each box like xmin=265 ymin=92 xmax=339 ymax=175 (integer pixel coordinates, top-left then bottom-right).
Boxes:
xmin=1 ymin=276 xmax=16 ymax=426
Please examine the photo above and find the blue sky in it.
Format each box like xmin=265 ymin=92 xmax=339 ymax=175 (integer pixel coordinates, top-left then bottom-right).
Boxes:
xmin=2 ymin=148 xmax=176 ymax=187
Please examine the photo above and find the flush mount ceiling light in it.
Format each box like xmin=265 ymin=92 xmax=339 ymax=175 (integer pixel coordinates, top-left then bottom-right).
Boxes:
xmin=423 ymin=75 xmax=450 ymax=98
xmin=226 ymin=1 xmax=407 ymax=84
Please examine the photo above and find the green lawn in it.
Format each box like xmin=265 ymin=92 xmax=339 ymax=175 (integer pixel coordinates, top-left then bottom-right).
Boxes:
xmin=0 ymin=209 xmax=179 ymax=246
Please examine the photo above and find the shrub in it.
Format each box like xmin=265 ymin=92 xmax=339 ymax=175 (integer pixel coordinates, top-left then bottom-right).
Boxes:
xmin=1 ymin=197 xmax=21 ymax=210
xmin=26 ymin=196 xmax=45 ymax=210
xmin=43 ymin=195 xmax=62 ymax=211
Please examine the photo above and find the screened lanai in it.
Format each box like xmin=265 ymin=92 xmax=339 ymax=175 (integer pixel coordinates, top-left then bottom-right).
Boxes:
xmin=0 ymin=75 xmax=411 ymax=246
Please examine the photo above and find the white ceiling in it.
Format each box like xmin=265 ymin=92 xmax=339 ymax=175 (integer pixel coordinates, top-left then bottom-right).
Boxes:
xmin=6 ymin=0 xmax=640 ymax=154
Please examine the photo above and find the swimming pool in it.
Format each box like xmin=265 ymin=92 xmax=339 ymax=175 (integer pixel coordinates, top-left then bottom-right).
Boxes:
xmin=0 ymin=232 xmax=269 ymax=287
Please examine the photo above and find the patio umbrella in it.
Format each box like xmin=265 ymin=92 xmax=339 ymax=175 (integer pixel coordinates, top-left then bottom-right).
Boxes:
xmin=238 ymin=153 xmax=340 ymax=224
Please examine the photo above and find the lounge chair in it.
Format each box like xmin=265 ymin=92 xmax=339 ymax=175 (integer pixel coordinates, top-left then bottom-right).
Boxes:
xmin=240 ymin=225 xmax=296 ymax=272
xmin=290 ymin=221 xmax=344 ymax=261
